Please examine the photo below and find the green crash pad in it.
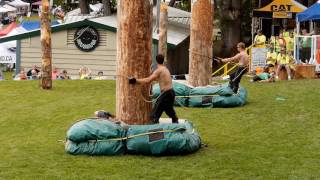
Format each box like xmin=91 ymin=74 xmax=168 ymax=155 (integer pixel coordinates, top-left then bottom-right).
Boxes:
xmin=65 ymin=119 xmax=201 ymax=156
xmin=126 ymin=120 xmax=201 ymax=156
xmin=152 ymin=82 xmax=247 ymax=108
xmin=65 ymin=119 xmax=126 ymax=155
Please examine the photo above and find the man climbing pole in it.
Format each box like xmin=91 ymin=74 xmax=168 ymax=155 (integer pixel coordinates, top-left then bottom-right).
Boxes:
xmin=222 ymin=42 xmax=249 ymax=94
xmin=129 ymin=54 xmax=178 ymax=124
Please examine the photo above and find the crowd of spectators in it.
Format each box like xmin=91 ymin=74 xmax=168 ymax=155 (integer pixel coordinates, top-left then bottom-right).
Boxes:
xmin=252 ymin=27 xmax=313 ymax=81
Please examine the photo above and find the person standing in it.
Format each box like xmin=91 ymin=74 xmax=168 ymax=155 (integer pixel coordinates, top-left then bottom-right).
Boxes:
xmin=129 ymin=54 xmax=178 ymax=124
xmin=300 ymin=29 xmax=312 ymax=63
xmin=222 ymin=42 xmax=249 ymax=94
xmin=254 ymin=30 xmax=266 ymax=48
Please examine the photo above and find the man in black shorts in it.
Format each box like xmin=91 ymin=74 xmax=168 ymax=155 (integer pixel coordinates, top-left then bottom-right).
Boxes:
xmin=129 ymin=54 xmax=178 ymax=123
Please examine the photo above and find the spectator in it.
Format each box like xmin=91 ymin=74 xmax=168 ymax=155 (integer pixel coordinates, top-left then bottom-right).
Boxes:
xmin=251 ymin=67 xmax=275 ymax=83
xmin=278 ymin=33 xmax=286 ymax=52
xmin=265 ymin=45 xmax=278 ymax=69
xmin=299 ymin=29 xmax=312 ymax=63
xmin=282 ymin=26 xmax=290 ymax=38
xmin=59 ymin=70 xmax=70 ymax=80
xmin=285 ymin=32 xmax=295 ymax=54
xmin=14 ymin=70 xmax=27 ymax=80
xmin=276 ymin=49 xmax=291 ymax=80
xmin=254 ymin=30 xmax=266 ymax=48
xmin=94 ymin=71 xmax=104 ymax=80
xmin=27 ymin=65 xmax=40 ymax=77
xmin=79 ymin=66 xmax=91 ymax=80
xmin=0 ymin=70 xmax=4 ymax=80
xmin=52 ymin=67 xmax=59 ymax=80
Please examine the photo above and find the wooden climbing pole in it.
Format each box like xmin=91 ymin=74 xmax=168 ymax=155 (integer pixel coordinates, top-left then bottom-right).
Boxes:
xmin=188 ymin=0 xmax=214 ymax=87
xmin=116 ymin=0 xmax=153 ymax=124
xmin=159 ymin=3 xmax=168 ymax=64
xmin=40 ymin=0 xmax=52 ymax=89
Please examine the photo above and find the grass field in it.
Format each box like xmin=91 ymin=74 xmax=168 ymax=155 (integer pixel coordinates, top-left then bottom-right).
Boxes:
xmin=0 ymin=78 xmax=320 ymax=179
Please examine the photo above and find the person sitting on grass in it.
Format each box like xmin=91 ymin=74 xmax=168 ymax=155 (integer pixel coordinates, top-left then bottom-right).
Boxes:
xmin=251 ymin=67 xmax=275 ymax=83
xmin=94 ymin=71 xmax=104 ymax=80
xmin=79 ymin=66 xmax=91 ymax=80
xmin=59 ymin=70 xmax=70 ymax=80
xmin=276 ymin=48 xmax=292 ymax=80
xmin=14 ymin=70 xmax=27 ymax=80
xmin=27 ymin=65 xmax=40 ymax=77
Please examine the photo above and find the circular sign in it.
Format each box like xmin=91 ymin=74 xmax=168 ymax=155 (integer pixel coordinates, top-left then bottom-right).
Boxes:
xmin=74 ymin=26 xmax=99 ymax=52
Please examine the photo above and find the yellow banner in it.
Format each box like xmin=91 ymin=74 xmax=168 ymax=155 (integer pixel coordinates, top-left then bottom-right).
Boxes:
xmin=272 ymin=12 xmax=292 ymax=18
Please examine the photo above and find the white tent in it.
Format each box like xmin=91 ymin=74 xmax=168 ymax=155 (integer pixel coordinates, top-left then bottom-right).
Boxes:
xmin=0 ymin=6 xmax=9 ymax=13
xmin=8 ymin=0 xmax=29 ymax=16
xmin=3 ymin=4 xmax=17 ymax=12
xmin=8 ymin=0 xmax=29 ymax=7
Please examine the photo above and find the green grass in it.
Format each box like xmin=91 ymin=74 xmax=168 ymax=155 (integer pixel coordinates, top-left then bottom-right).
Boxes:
xmin=0 ymin=78 xmax=320 ymax=179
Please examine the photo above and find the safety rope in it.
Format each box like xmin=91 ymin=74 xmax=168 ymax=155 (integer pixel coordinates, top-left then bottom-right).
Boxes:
xmin=60 ymin=127 xmax=192 ymax=144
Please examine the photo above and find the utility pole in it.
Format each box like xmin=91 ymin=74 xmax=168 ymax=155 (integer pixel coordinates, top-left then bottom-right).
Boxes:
xmin=158 ymin=2 xmax=168 ymax=64
xmin=188 ymin=0 xmax=214 ymax=87
xmin=40 ymin=0 xmax=52 ymax=89
xmin=116 ymin=0 xmax=153 ymax=124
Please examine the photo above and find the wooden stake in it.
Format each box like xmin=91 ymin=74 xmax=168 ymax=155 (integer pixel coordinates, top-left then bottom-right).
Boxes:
xmin=40 ymin=0 xmax=52 ymax=89
xmin=116 ymin=0 xmax=153 ymax=124
xmin=188 ymin=0 xmax=214 ymax=87
xmin=159 ymin=3 xmax=168 ymax=64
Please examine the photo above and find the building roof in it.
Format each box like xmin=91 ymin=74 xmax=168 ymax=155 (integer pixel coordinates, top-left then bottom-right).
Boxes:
xmin=0 ymin=9 xmax=190 ymax=48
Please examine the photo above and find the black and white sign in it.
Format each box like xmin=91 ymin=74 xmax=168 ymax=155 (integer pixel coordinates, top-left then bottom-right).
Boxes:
xmin=74 ymin=26 xmax=99 ymax=52
xmin=0 ymin=42 xmax=16 ymax=64
xmin=251 ymin=48 xmax=268 ymax=70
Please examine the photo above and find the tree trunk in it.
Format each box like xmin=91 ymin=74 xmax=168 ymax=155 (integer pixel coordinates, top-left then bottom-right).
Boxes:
xmin=116 ymin=0 xmax=153 ymax=124
xmin=79 ymin=0 xmax=90 ymax=14
xmin=188 ymin=0 xmax=214 ymax=87
xmin=159 ymin=3 xmax=168 ymax=64
xmin=40 ymin=0 xmax=52 ymax=89
xmin=102 ymin=0 xmax=112 ymax=16
xmin=217 ymin=0 xmax=241 ymax=57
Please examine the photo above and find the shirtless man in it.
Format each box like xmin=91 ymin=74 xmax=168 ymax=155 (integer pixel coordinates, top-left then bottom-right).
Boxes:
xmin=129 ymin=54 xmax=178 ymax=123
xmin=222 ymin=42 xmax=249 ymax=94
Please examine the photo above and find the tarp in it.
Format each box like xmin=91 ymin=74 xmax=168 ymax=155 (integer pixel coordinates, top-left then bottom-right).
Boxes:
xmin=8 ymin=0 xmax=29 ymax=7
xmin=20 ymin=20 xmax=60 ymax=31
xmin=0 ymin=22 xmax=17 ymax=36
xmin=297 ymin=1 xmax=320 ymax=22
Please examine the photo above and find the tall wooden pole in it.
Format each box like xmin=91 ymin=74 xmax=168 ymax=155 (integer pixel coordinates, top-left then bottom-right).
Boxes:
xmin=40 ymin=0 xmax=52 ymax=89
xmin=188 ymin=0 xmax=214 ymax=87
xmin=159 ymin=3 xmax=168 ymax=64
xmin=116 ymin=0 xmax=153 ymax=124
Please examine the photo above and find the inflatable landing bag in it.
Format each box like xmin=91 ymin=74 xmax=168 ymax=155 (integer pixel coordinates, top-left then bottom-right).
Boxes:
xmin=126 ymin=121 xmax=201 ymax=155
xmin=65 ymin=139 xmax=125 ymax=156
xmin=65 ymin=119 xmax=126 ymax=155
xmin=212 ymin=87 xmax=247 ymax=107
xmin=67 ymin=119 xmax=125 ymax=142
xmin=152 ymin=81 xmax=190 ymax=98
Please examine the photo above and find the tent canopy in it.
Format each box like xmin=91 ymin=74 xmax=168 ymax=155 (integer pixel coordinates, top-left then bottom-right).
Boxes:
xmin=254 ymin=0 xmax=307 ymax=18
xmin=0 ymin=22 xmax=17 ymax=36
xmin=3 ymin=4 xmax=17 ymax=12
xmin=0 ymin=6 xmax=9 ymax=13
xmin=31 ymin=1 xmax=41 ymax=6
xmin=297 ymin=0 xmax=320 ymax=22
xmin=8 ymin=0 xmax=30 ymax=7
